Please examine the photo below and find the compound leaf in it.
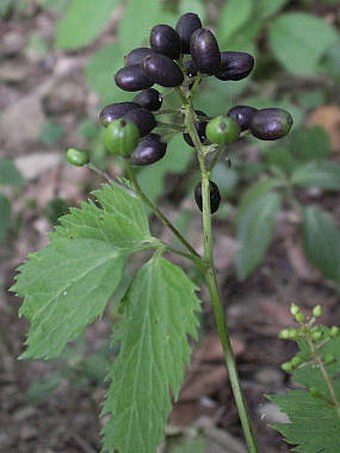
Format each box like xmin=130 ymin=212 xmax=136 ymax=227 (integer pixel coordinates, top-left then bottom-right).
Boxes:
xmin=236 ymin=191 xmax=281 ymax=280
xmin=303 ymin=206 xmax=340 ymax=283
xmin=269 ymin=13 xmax=338 ymax=75
xmin=12 ymin=183 xmax=154 ymax=359
xmin=56 ymin=0 xmax=120 ymax=49
xmin=291 ymin=161 xmax=340 ymax=192
xmin=102 ymin=255 xmax=201 ymax=453
xmin=14 ymin=238 xmax=127 ymax=359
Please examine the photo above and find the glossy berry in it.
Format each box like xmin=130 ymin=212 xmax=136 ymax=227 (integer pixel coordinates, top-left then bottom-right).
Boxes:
xmin=99 ymin=102 xmax=139 ymax=127
xmin=190 ymin=28 xmax=221 ymax=75
xmin=215 ymin=52 xmax=254 ymax=81
xmin=133 ymin=88 xmax=162 ymax=111
xmin=176 ymin=12 xmax=202 ymax=54
xmin=123 ymin=107 xmax=157 ymax=137
xmin=143 ymin=53 xmax=184 ymax=87
xmin=150 ymin=24 xmax=181 ymax=60
xmin=130 ymin=133 xmax=167 ymax=166
xmin=104 ymin=119 xmax=139 ymax=156
xmin=183 ymin=110 xmax=209 ymax=147
xmin=206 ymin=115 xmax=241 ymax=145
xmin=227 ymin=105 xmax=257 ymax=131
xmin=250 ymin=108 xmax=293 ymax=141
xmin=114 ymin=64 xmax=153 ymax=92
xmin=65 ymin=147 xmax=89 ymax=167
xmin=124 ymin=47 xmax=154 ymax=66
xmin=184 ymin=59 xmax=198 ymax=78
xmin=194 ymin=180 xmax=221 ymax=214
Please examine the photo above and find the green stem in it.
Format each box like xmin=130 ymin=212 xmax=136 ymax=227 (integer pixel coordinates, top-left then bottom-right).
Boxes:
xmin=125 ymin=162 xmax=200 ymax=259
xmin=185 ymin=96 xmax=259 ymax=453
xmin=156 ymin=121 xmax=184 ymax=131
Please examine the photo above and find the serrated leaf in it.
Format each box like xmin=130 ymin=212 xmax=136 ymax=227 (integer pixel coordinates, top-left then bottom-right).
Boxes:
xmin=236 ymin=191 xmax=281 ymax=280
xmin=56 ymin=0 xmax=120 ymax=49
xmin=268 ymin=390 xmax=340 ymax=453
xmin=0 ymin=193 xmax=11 ymax=242
xmin=56 ymin=182 xmax=152 ymax=249
xmin=291 ymin=161 xmax=340 ymax=192
xmin=0 ymin=158 xmax=24 ymax=187
xmin=236 ymin=178 xmax=282 ymax=221
xmin=102 ymin=255 xmax=201 ymax=453
xmin=13 ymin=238 xmax=127 ymax=359
xmin=217 ymin=0 xmax=253 ymax=46
xmin=85 ymin=43 xmax=129 ymax=103
xmin=268 ymin=13 xmax=338 ymax=75
xmin=118 ymin=0 xmax=165 ymax=54
xmin=303 ymin=206 xmax=340 ymax=283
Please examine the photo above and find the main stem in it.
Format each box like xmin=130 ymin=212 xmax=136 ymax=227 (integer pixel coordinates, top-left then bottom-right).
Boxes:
xmin=183 ymin=91 xmax=259 ymax=452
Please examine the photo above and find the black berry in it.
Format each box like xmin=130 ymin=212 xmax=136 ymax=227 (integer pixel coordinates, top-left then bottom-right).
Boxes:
xmin=123 ymin=107 xmax=157 ymax=137
xmin=190 ymin=28 xmax=221 ymax=75
xmin=99 ymin=102 xmax=139 ymax=127
xmin=130 ymin=133 xmax=167 ymax=166
xmin=143 ymin=53 xmax=184 ymax=87
xmin=183 ymin=110 xmax=209 ymax=147
xmin=250 ymin=108 xmax=293 ymax=141
xmin=184 ymin=59 xmax=198 ymax=78
xmin=114 ymin=65 xmax=153 ymax=92
xmin=133 ymin=88 xmax=163 ymax=111
xmin=227 ymin=105 xmax=257 ymax=131
xmin=150 ymin=24 xmax=181 ymax=60
xmin=215 ymin=51 xmax=254 ymax=81
xmin=176 ymin=12 xmax=202 ymax=54
xmin=194 ymin=180 xmax=221 ymax=214
xmin=124 ymin=47 xmax=154 ymax=66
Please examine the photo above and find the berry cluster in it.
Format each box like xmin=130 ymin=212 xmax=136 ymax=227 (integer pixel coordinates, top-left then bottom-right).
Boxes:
xmin=67 ymin=12 xmax=293 ymax=214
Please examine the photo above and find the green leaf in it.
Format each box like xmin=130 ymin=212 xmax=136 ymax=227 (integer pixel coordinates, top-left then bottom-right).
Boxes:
xmin=236 ymin=191 xmax=281 ymax=280
xmin=85 ymin=43 xmax=129 ymax=103
xmin=303 ymin=206 xmax=340 ymax=283
xmin=179 ymin=0 xmax=205 ymax=21
xmin=288 ymin=127 xmax=331 ymax=161
xmin=102 ymin=255 xmax=201 ymax=453
xmin=0 ymin=193 xmax=11 ymax=242
xmin=56 ymin=182 xmax=152 ymax=249
xmin=236 ymin=178 xmax=282 ymax=221
xmin=0 ymin=158 xmax=24 ymax=187
xmin=257 ymin=0 xmax=289 ymax=19
xmin=217 ymin=0 xmax=253 ymax=46
xmin=118 ymin=0 xmax=165 ymax=54
xmin=56 ymin=0 xmax=120 ymax=49
xmin=265 ymin=146 xmax=296 ymax=173
xmin=268 ymin=13 xmax=338 ymax=75
xmin=291 ymin=161 xmax=340 ymax=192
xmin=268 ymin=389 xmax=340 ymax=453
xmin=14 ymin=238 xmax=127 ymax=359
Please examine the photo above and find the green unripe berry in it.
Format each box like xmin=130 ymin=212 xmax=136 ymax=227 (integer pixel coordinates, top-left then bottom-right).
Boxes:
xmin=279 ymin=328 xmax=298 ymax=340
xmin=295 ymin=312 xmax=305 ymax=324
xmin=206 ymin=115 xmax=241 ymax=145
xmin=324 ymin=353 xmax=335 ymax=365
xmin=291 ymin=356 xmax=303 ymax=368
xmin=281 ymin=361 xmax=293 ymax=372
xmin=104 ymin=119 xmax=139 ymax=156
xmin=312 ymin=305 xmax=323 ymax=318
xmin=290 ymin=303 xmax=300 ymax=316
xmin=311 ymin=330 xmax=323 ymax=342
xmin=65 ymin=147 xmax=89 ymax=167
xmin=329 ymin=326 xmax=339 ymax=338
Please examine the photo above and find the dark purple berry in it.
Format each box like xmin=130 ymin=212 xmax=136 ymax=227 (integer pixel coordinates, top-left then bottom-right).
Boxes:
xmin=143 ymin=54 xmax=184 ymax=87
xmin=183 ymin=110 xmax=209 ymax=147
xmin=215 ymin=52 xmax=254 ymax=81
xmin=190 ymin=28 xmax=221 ymax=75
xmin=130 ymin=133 xmax=167 ymax=166
xmin=124 ymin=47 xmax=154 ymax=66
xmin=227 ymin=105 xmax=257 ymax=131
xmin=114 ymin=65 xmax=153 ymax=92
xmin=176 ymin=13 xmax=202 ymax=54
xmin=184 ymin=59 xmax=198 ymax=78
xmin=250 ymin=108 xmax=293 ymax=141
xmin=194 ymin=180 xmax=221 ymax=214
xmin=133 ymin=88 xmax=162 ymax=111
xmin=99 ymin=102 xmax=139 ymax=127
xmin=150 ymin=24 xmax=181 ymax=60
xmin=123 ymin=107 xmax=157 ymax=137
